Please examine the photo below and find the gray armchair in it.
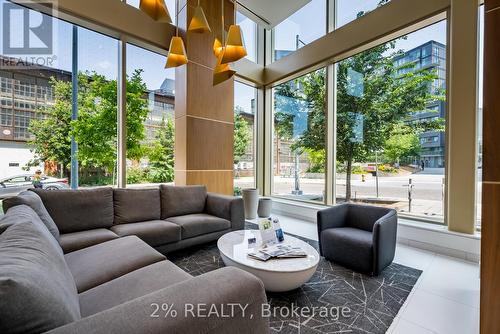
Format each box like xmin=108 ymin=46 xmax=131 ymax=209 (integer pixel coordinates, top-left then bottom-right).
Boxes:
xmin=317 ymin=203 xmax=397 ymax=276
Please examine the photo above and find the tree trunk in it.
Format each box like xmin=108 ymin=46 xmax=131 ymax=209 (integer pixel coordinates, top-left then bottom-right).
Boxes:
xmin=346 ymin=156 xmax=353 ymax=202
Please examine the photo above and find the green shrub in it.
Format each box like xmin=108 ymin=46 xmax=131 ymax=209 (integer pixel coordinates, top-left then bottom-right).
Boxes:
xmin=126 ymin=167 xmax=147 ymax=184
xmin=147 ymin=167 xmax=173 ymax=183
xmin=234 ymin=187 xmax=242 ymax=196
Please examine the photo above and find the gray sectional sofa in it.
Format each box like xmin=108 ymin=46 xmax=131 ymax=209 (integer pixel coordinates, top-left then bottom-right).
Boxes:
xmin=0 ymin=185 xmax=269 ymax=334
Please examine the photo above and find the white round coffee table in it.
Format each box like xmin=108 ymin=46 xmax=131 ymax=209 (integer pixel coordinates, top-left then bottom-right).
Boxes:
xmin=217 ymin=230 xmax=320 ymax=292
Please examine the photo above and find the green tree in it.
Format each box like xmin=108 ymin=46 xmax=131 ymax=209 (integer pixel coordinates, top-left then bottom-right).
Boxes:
xmin=28 ymin=77 xmax=72 ymax=173
xmin=233 ymin=106 xmax=251 ymax=164
xmin=29 ymin=70 xmax=149 ymax=182
xmin=148 ymin=118 xmax=175 ymax=183
xmin=384 ymin=124 xmax=421 ymax=164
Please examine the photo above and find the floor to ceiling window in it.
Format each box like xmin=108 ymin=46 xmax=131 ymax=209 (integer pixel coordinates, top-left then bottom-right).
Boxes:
xmin=477 ymin=5 xmax=484 ymax=227
xmin=75 ymin=27 xmax=119 ymax=187
xmin=126 ymin=44 xmax=175 ymax=187
xmin=335 ymin=20 xmax=447 ymax=221
xmin=0 ymin=0 xmax=73 ymax=203
xmin=335 ymin=0 xmax=391 ymax=29
xmin=233 ymin=81 xmax=257 ymax=194
xmin=272 ymin=0 xmax=326 ymax=61
xmin=237 ymin=11 xmax=257 ymax=63
xmin=272 ymin=69 xmax=326 ymax=203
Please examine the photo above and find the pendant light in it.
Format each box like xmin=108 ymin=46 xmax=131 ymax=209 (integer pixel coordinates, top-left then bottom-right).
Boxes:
xmin=188 ymin=0 xmax=211 ymax=33
xmin=213 ymin=38 xmax=223 ymax=57
xmin=166 ymin=0 xmax=188 ymax=68
xmin=139 ymin=0 xmax=172 ymax=23
xmin=213 ymin=52 xmax=236 ymax=85
xmin=213 ymin=0 xmax=235 ymax=85
xmin=220 ymin=7 xmax=247 ymax=64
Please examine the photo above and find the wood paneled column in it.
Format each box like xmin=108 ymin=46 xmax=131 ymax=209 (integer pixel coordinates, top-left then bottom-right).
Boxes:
xmin=481 ymin=0 xmax=500 ymax=332
xmin=174 ymin=0 xmax=235 ymax=194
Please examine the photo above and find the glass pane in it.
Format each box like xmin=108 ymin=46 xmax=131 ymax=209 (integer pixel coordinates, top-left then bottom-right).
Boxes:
xmin=273 ymin=69 xmax=326 ymax=203
xmin=234 ymin=81 xmax=256 ymax=194
xmin=237 ymin=11 xmax=257 ymax=63
xmin=273 ymin=0 xmax=326 ymax=61
xmin=0 ymin=0 xmax=72 ymax=201
xmin=477 ymin=5 xmax=484 ymax=228
xmin=335 ymin=21 xmax=447 ymax=222
xmin=336 ymin=0 xmax=391 ymax=29
xmin=126 ymin=43 xmax=175 ymax=187
xmin=76 ymin=27 xmax=119 ymax=187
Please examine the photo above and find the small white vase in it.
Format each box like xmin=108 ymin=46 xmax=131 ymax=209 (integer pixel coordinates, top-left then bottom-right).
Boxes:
xmin=242 ymin=188 xmax=258 ymax=219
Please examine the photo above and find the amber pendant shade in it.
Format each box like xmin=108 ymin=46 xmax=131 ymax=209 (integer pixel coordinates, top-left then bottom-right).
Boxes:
xmin=213 ymin=51 xmax=236 ymax=85
xmin=166 ymin=36 xmax=188 ymax=68
xmin=213 ymin=38 xmax=223 ymax=58
xmin=139 ymin=0 xmax=172 ymax=23
xmin=188 ymin=6 xmax=211 ymax=33
xmin=220 ymin=25 xmax=247 ymax=64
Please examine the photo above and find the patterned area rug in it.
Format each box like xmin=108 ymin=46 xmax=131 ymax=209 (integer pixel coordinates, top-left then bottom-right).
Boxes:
xmin=169 ymin=225 xmax=421 ymax=334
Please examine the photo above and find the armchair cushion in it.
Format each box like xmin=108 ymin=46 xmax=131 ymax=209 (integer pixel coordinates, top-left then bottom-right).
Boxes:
xmin=320 ymin=227 xmax=374 ymax=273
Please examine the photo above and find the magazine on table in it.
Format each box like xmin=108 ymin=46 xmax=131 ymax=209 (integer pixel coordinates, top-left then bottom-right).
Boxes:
xmin=247 ymin=245 xmax=307 ymax=261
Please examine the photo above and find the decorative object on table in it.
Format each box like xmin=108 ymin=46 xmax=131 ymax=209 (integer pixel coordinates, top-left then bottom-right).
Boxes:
xmin=271 ymin=217 xmax=284 ymax=242
xmin=317 ymin=203 xmax=397 ymax=276
xmin=257 ymin=197 xmax=272 ymax=217
xmin=258 ymin=218 xmax=277 ymax=246
xmin=241 ymin=188 xmax=258 ymax=219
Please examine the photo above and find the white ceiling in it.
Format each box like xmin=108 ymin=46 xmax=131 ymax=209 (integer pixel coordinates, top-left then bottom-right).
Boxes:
xmin=237 ymin=0 xmax=312 ymax=30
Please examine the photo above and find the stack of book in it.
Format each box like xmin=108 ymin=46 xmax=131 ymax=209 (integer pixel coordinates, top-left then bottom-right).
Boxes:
xmin=248 ymin=244 xmax=307 ymax=261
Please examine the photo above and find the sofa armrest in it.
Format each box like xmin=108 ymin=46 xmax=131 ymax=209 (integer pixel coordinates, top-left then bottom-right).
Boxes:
xmin=46 ymin=267 xmax=269 ymax=334
xmin=372 ymin=210 xmax=398 ymax=275
xmin=206 ymin=193 xmax=245 ymax=231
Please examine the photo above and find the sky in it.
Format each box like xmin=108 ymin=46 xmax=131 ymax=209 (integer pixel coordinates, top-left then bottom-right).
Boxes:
xmin=0 ymin=0 xmax=483 ymax=111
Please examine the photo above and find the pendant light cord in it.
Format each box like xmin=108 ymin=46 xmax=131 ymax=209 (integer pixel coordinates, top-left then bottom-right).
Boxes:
xmin=176 ymin=0 xmax=179 ymax=36
xmin=221 ymin=0 xmax=225 ymax=43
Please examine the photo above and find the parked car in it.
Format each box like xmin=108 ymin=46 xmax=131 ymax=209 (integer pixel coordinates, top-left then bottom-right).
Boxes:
xmin=0 ymin=174 xmax=69 ymax=199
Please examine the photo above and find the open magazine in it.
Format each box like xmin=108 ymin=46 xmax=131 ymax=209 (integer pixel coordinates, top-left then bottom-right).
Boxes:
xmin=248 ymin=244 xmax=307 ymax=261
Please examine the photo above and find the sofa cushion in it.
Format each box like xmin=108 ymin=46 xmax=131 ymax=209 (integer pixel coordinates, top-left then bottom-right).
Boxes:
xmin=31 ymin=187 xmax=114 ymax=234
xmin=59 ymin=229 xmax=119 ymax=254
xmin=113 ymin=188 xmax=161 ymax=224
xmin=2 ymin=190 xmax=60 ymax=240
xmin=64 ymin=236 xmax=166 ymax=293
xmin=0 ymin=205 xmax=63 ymax=254
xmin=0 ymin=213 xmax=80 ymax=334
xmin=160 ymin=185 xmax=207 ymax=219
xmin=110 ymin=220 xmax=181 ymax=247
xmin=320 ymin=227 xmax=374 ymax=273
xmin=167 ymin=213 xmax=231 ymax=239
xmin=79 ymin=261 xmax=192 ymax=317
